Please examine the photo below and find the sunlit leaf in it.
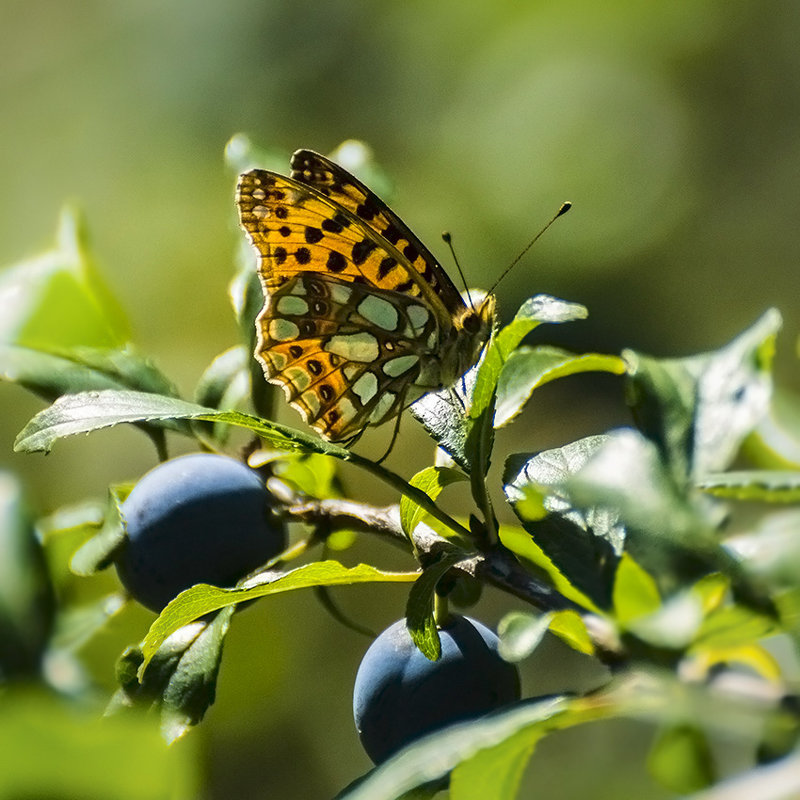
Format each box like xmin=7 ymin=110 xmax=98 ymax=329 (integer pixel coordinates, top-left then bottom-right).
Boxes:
xmin=400 ymin=466 xmax=467 ymax=539
xmin=0 ymin=207 xmax=129 ymax=349
xmin=406 ymin=549 xmax=465 ymax=661
xmin=495 ymin=346 xmax=625 ymax=427
xmin=12 ymin=390 xmax=328 ymax=455
xmin=497 ymin=525 xmax=598 ymax=612
xmin=692 ymin=604 xmax=777 ymax=650
xmin=563 ymin=428 xmax=711 ymax=558
xmin=272 ymin=452 xmax=341 ymax=499
xmin=743 ymin=387 xmax=800 ymax=469
xmin=109 ymin=608 xmax=235 ymax=744
xmin=548 ymin=609 xmax=595 ymax=656
xmin=625 ymin=309 xmax=780 ymax=482
xmin=504 ymin=435 xmax=622 ymax=610
xmin=698 ymin=470 xmax=800 ymax=502
xmin=647 ymin=724 xmax=714 ymax=793
xmin=471 ymin=295 xmax=588 ymax=419
xmin=497 ymin=611 xmax=553 ymax=662
xmin=687 ymin=643 xmax=782 ymax=683
xmin=613 ymin=553 xmax=661 ymax=627
xmin=142 ymin=561 xmax=418 ymax=670
xmin=411 ymin=295 xmax=587 ymax=471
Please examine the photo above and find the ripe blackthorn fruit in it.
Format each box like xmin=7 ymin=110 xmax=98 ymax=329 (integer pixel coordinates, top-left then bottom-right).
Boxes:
xmin=115 ymin=453 xmax=286 ymax=611
xmin=353 ymin=615 xmax=521 ymax=763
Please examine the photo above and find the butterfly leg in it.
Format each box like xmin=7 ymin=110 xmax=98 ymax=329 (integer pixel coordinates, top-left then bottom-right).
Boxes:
xmin=375 ymin=405 xmax=404 ymax=465
xmin=342 ymin=428 xmax=367 ymax=450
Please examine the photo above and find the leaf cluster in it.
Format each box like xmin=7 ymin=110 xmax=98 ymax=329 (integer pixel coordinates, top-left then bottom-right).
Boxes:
xmin=3 ymin=143 xmax=800 ymax=799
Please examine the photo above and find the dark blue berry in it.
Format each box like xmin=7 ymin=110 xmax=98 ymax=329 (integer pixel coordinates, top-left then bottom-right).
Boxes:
xmin=353 ymin=615 xmax=521 ymax=763
xmin=115 ymin=454 xmax=286 ymax=611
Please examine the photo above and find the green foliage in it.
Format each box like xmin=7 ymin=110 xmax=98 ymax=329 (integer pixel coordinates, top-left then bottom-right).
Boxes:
xmin=2 ymin=160 xmax=800 ymax=800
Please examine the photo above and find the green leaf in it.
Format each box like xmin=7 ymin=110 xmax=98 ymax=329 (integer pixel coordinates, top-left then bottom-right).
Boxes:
xmin=0 ymin=343 xmax=178 ymax=403
xmin=15 ymin=390 xmax=473 ymax=540
xmin=691 ymin=603 xmax=777 ymax=650
xmin=194 ymin=345 xmax=250 ymax=412
xmin=688 ymin=643 xmax=782 ymax=683
xmin=0 ymin=689 xmax=195 ymax=798
xmin=109 ymin=607 xmax=235 ymax=744
xmin=192 ymin=346 xmax=251 ymax=445
xmin=613 ymin=553 xmax=661 ymax=627
xmin=626 ymin=589 xmax=705 ymax=650
xmin=726 ymin=509 xmax=800 ymax=587
xmin=409 ymin=372 xmax=477 ymax=472
xmin=471 ymin=295 xmax=588 ymax=420
xmin=70 ymin=484 xmax=132 ymax=576
xmin=743 ymin=387 xmax=800 ymax=469
xmin=562 ymin=428 xmax=714 ymax=564
xmin=647 ymin=724 xmax=715 ymax=793
xmin=142 ymin=561 xmax=418 ymax=670
xmin=405 ymin=550 xmax=465 ymax=661
xmin=548 ymin=609 xmax=595 ymax=655
xmin=0 ymin=472 xmax=55 ymax=677
xmin=698 ymin=470 xmax=800 ymax=502
xmin=461 ymin=296 xmax=588 ymax=489
xmin=495 ymin=346 xmax=625 ymax=428
xmin=338 ymin=692 xmax=610 ymax=800
xmin=272 ymin=452 xmax=340 ymax=499
xmin=504 ymin=435 xmax=623 ymax=610
xmin=0 ymin=206 xmax=129 ymax=349
xmin=12 ymin=390 xmax=319 ymax=455
xmin=625 ymin=308 xmax=780 ymax=483
xmin=497 ymin=611 xmax=553 ymax=662
xmin=409 ymin=295 xmax=587 ymax=472
xmin=51 ymin=594 xmax=127 ymax=653
xmin=497 ymin=524 xmax=598 ymax=612
xmin=400 ymin=466 xmax=467 ymax=539
xmin=563 ymin=429 xmax=773 ymax=614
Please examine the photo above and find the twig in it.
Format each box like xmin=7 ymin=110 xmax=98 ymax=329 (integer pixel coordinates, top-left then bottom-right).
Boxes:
xmin=268 ymin=478 xmax=624 ymax=659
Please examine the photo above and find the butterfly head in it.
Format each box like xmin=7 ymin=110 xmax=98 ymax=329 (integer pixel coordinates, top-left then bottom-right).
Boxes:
xmin=451 ymin=291 xmax=496 ymax=379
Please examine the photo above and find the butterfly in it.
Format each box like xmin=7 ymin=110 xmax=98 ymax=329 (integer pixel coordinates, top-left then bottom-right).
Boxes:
xmin=236 ymin=149 xmax=495 ymax=443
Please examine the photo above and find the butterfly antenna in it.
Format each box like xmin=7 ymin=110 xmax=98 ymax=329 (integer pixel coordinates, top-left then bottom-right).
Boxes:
xmin=487 ymin=201 xmax=572 ymax=296
xmin=441 ymin=231 xmax=474 ymax=310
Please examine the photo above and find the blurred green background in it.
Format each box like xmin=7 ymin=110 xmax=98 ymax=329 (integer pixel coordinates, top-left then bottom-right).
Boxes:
xmin=1 ymin=1 xmax=799 ymax=797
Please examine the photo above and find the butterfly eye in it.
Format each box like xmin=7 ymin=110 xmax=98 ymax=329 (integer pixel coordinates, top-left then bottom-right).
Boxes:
xmin=461 ymin=311 xmax=481 ymax=334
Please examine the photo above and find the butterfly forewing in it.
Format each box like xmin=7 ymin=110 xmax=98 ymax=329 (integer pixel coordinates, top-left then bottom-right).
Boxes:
xmin=238 ymin=169 xmax=446 ymax=315
xmin=290 ymin=150 xmax=466 ymax=312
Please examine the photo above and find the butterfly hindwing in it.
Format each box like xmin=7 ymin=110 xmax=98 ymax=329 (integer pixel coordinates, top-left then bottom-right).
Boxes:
xmin=257 ymin=273 xmax=439 ymax=440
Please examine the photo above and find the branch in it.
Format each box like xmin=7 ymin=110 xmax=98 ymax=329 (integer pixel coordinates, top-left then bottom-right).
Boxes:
xmin=268 ymin=479 xmax=623 ymax=659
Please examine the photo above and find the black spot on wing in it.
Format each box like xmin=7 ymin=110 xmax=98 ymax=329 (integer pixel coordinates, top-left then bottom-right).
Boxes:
xmin=351 ymin=239 xmax=377 ymax=266
xmin=327 ymin=250 xmax=347 ymax=273
xmin=378 ymin=257 xmax=397 ymax=279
